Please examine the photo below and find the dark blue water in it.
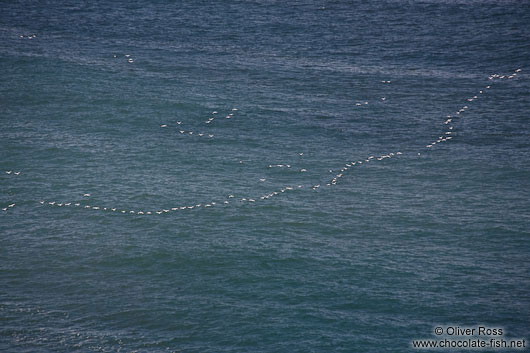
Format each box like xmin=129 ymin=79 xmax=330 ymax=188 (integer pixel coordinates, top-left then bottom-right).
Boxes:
xmin=1 ymin=1 xmax=529 ymax=352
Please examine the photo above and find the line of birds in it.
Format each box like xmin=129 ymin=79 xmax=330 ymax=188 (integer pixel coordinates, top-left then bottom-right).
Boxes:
xmin=39 ymin=198 xmax=232 ymax=215
xmin=2 ymin=69 xmax=523 ymax=216
xmin=321 ymin=152 xmax=404 ymax=188
xmin=316 ymin=68 xmax=522 ymax=190
xmin=267 ymin=164 xmax=308 ymax=173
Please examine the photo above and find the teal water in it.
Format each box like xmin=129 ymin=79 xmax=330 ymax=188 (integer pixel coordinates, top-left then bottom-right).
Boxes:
xmin=1 ymin=1 xmax=530 ymax=352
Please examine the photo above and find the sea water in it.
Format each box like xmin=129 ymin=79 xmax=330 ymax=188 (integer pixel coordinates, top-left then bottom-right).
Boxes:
xmin=1 ymin=1 xmax=529 ymax=352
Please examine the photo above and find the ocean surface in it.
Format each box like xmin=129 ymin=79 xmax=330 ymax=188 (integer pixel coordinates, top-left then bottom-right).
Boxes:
xmin=1 ymin=1 xmax=529 ymax=352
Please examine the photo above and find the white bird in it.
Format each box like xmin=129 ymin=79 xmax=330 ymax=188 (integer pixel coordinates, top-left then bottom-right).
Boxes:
xmin=8 ymin=203 xmax=15 ymax=208
xmin=161 ymin=124 xmax=167 ymax=128
xmin=6 ymin=171 xmax=12 ymax=174
xmin=83 ymin=193 xmax=90 ymax=197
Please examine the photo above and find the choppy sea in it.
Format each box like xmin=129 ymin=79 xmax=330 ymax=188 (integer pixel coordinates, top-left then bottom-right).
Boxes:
xmin=1 ymin=1 xmax=529 ymax=352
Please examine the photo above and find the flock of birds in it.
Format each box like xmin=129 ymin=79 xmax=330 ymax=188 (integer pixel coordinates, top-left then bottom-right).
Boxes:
xmin=158 ymin=108 xmax=241 ymax=138
xmin=1 ymin=69 xmax=523 ymax=216
xmin=19 ymin=34 xmax=37 ymax=40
